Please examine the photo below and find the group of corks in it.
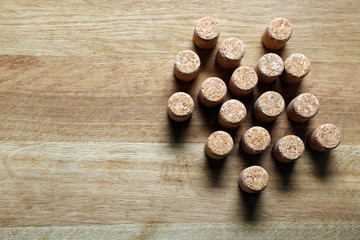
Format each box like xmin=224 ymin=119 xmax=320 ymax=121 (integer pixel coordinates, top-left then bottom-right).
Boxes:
xmin=167 ymin=17 xmax=342 ymax=193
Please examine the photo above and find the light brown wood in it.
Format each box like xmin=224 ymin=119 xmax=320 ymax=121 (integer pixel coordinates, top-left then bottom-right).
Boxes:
xmin=0 ymin=0 xmax=360 ymax=239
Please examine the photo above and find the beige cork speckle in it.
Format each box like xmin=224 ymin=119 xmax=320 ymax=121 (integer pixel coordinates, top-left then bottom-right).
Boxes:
xmin=262 ymin=17 xmax=292 ymax=50
xmin=241 ymin=126 xmax=271 ymax=154
xmin=216 ymin=37 xmax=245 ymax=69
xmin=308 ymin=124 xmax=342 ymax=152
xmin=255 ymin=53 xmax=284 ymax=83
xmin=273 ymin=135 xmax=305 ymax=163
xmin=254 ymin=91 xmax=285 ymax=123
xmin=194 ymin=17 xmax=220 ymax=49
xmin=174 ymin=50 xmax=201 ymax=81
xmin=218 ymin=99 xmax=247 ymax=129
xmin=238 ymin=166 xmax=269 ymax=193
xmin=205 ymin=131 xmax=234 ymax=160
xmin=282 ymin=53 xmax=310 ymax=84
xmin=287 ymin=93 xmax=320 ymax=122
xmin=199 ymin=77 xmax=227 ymax=107
xmin=229 ymin=66 xmax=258 ymax=97
xmin=167 ymin=92 xmax=194 ymax=122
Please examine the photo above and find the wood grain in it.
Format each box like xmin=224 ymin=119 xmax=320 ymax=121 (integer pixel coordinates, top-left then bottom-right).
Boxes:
xmin=1 ymin=0 xmax=360 ymax=239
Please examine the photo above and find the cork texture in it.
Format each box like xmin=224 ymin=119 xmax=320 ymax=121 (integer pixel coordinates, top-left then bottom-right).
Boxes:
xmin=205 ymin=131 xmax=234 ymax=160
xmin=199 ymin=77 xmax=227 ymax=107
xmin=193 ymin=17 xmax=220 ymax=49
xmin=273 ymin=135 xmax=305 ymax=162
xmin=167 ymin=92 xmax=194 ymax=122
xmin=284 ymin=53 xmax=310 ymax=78
xmin=216 ymin=38 xmax=245 ymax=69
xmin=174 ymin=50 xmax=200 ymax=81
xmin=229 ymin=66 xmax=258 ymax=96
xmin=287 ymin=93 xmax=320 ymax=122
xmin=309 ymin=124 xmax=342 ymax=152
xmin=267 ymin=17 xmax=292 ymax=42
xmin=255 ymin=53 xmax=284 ymax=83
xmin=241 ymin=126 xmax=271 ymax=154
xmin=254 ymin=91 xmax=285 ymax=122
xmin=218 ymin=99 xmax=247 ymax=129
xmin=238 ymin=166 xmax=269 ymax=193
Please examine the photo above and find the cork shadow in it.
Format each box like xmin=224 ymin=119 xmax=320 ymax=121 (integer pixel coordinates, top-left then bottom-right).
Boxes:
xmin=279 ymin=80 xmax=302 ymax=102
xmin=272 ymin=153 xmax=296 ymax=191
xmin=238 ymin=145 xmax=265 ymax=167
xmin=213 ymin=60 xmax=235 ymax=84
xmin=288 ymin=120 xmax=311 ymax=140
xmin=260 ymin=43 xmax=285 ymax=56
xmin=238 ymin=189 xmax=261 ymax=221
xmin=205 ymin=154 xmax=226 ymax=188
xmin=167 ymin=116 xmax=191 ymax=145
xmin=173 ymin=75 xmax=196 ymax=92
xmin=192 ymin=45 xmax=216 ymax=68
xmin=307 ymin=147 xmax=331 ymax=179
xmin=197 ymin=98 xmax=221 ymax=134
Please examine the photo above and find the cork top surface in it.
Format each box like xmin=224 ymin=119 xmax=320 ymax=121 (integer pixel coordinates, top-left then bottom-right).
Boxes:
xmin=220 ymin=99 xmax=247 ymax=124
xmin=207 ymin=131 xmax=234 ymax=156
xmin=267 ymin=17 xmax=292 ymax=42
xmin=218 ymin=38 xmax=245 ymax=61
xmin=195 ymin=16 xmax=220 ymax=40
xmin=285 ymin=53 xmax=311 ymax=78
xmin=240 ymin=166 xmax=269 ymax=192
xmin=258 ymin=53 xmax=284 ymax=77
xmin=231 ymin=66 xmax=258 ymax=90
xmin=168 ymin=92 xmax=194 ymax=117
xmin=277 ymin=135 xmax=305 ymax=160
xmin=293 ymin=93 xmax=320 ymax=118
xmin=314 ymin=124 xmax=342 ymax=149
xmin=243 ymin=126 xmax=271 ymax=151
xmin=200 ymin=77 xmax=227 ymax=102
xmin=174 ymin=50 xmax=200 ymax=74
xmin=257 ymin=91 xmax=285 ymax=117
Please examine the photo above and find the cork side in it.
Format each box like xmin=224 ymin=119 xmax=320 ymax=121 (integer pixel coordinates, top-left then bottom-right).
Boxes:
xmin=194 ymin=16 xmax=220 ymax=41
xmin=284 ymin=53 xmax=310 ymax=78
xmin=241 ymin=126 xmax=271 ymax=154
xmin=205 ymin=131 xmax=234 ymax=159
xmin=309 ymin=124 xmax=342 ymax=152
xmin=257 ymin=53 xmax=284 ymax=78
xmin=273 ymin=135 xmax=305 ymax=162
xmin=256 ymin=91 xmax=285 ymax=118
xmin=266 ymin=17 xmax=292 ymax=42
xmin=230 ymin=66 xmax=258 ymax=96
xmin=218 ymin=99 xmax=247 ymax=129
xmin=238 ymin=166 xmax=269 ymax=193
xmin=199 ymin=77 xmax=227 ymax=107
xmin=174 ymin=50 xmax=200 ymax=75
xmin=167 ymin=92 xmax=194 ymax=122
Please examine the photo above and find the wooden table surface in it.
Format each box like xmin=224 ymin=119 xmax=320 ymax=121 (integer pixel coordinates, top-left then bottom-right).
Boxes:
xmin=1 ymin=0 xmax=360 ymax=239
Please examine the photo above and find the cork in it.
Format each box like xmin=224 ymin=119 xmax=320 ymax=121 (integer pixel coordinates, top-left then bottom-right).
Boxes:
xmin=273 ymin=135 xmax=305 ymax=163
xmin=254 ymin=53 xmax=284 ymax=84
xmin=193 ymin=16 xmax=220 ymax=49
xmin=167 ymin=92 xmax=194 ymax=122
xmin=229 ymin=66 xmax=258 ymax=97
xmin=198 ymin=77 xmax=227 ymax=107
xmin=218 ymin=99 xmax=247 ymax=129
xmin=174 ymin=50 xmax=201 ymax=81
xmin=287 ymin=93 xmax=320 ymax=122
xmin=253 ymin=91 xmax=285 ymax=123
xmin=282 ymin=53 xmax=311 ymax=84
xmin=205 ymin=131 xmax=234 ymax=160
xmin=308 ymin=124 xmax=342 ymax=152
xmin=238 ymin=166 xmax=269 ymax=193
xmin=216 ymin=37 xmax=245 ymax=69
xmin=241 ymin=126 xmax=271 ymax=154
xmin=262 ymin=17 xmax=292 ymax=50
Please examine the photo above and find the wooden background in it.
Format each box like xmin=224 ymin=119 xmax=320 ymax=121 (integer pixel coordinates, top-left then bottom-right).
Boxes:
xmin=1 ymin=0 xmax=360 ymax=239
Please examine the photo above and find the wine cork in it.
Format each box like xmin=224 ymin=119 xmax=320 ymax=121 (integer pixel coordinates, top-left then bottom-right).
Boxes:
xmin=216 ymin=37 xmax=245 ymax=69
xmin=205 ymin=131 xmax=234 ymax=160
xmin=218 ymin=99 xmax=247 ymax=129
xmin=198 ymin=77 xmax=227 ymax=107
xmin=193 ymin=16 xmax=220 ymax=49
xmin=238 ymin=166 xmax=269 ymax=193
xmin=229 ymin=66 xmax=258 ymax=97
xmin=174 ymin=50 xmax=201 ymax=81
xmin=254 ymin=53 xmax=284 ymax=84
xmin=253 ymin=91 xmax=285 ymax=123
xmin=273 ymin=135 xmax=305 ymax=163
xmin=167 ymin=92 xmax=194 ymax=122
xmin=262 ymin=17 xmax=292 ymax=50
xmin=241 ymin=126 xmax=271 ymax=154
xmin=282 ymin=53 xmax=311 ymax=84
xmin=287 ymin=93 xmax=320 ymax=122
xmin=308 ymin=124 xmax=342 ymax=152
